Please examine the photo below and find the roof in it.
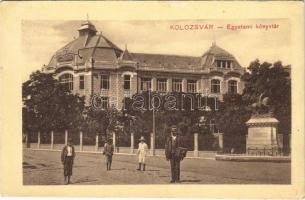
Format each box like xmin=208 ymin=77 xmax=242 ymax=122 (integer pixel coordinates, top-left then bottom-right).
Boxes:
xmin=78 ymin=20 xmax=97 ymax=33
xmin=201 ymin=43 xmax=242 ymax=68
xmin=131 ymin=53 xmax=201 ymax=70
xmin=46 ymin=22 xmax=244 ymax=73
xmin=47 ymin=33 xmax=123 ymax=68
xmin=120 ymin=48 xmax=134 ymax=61
xmin=55 ymin=34 xmax=122 ymax=54
xmin=202 ymin=43 xmax=234 ymax=58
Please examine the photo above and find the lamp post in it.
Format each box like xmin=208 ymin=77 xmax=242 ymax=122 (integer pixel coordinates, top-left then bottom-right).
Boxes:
xmin=125 ymin=113 xmax=136 ymax=154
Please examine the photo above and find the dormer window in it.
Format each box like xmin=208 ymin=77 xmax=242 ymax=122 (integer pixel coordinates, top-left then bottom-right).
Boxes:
xmin=216 ymin=60 xmax=232 ymax=68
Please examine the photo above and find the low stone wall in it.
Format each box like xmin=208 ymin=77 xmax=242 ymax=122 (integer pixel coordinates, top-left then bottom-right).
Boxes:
xmin=215 ymin=154 xmax=291 ymax=163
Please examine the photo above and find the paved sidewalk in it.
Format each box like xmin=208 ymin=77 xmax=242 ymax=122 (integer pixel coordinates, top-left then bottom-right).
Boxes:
xmin=23 ymin=148 xmax=291 ymax=185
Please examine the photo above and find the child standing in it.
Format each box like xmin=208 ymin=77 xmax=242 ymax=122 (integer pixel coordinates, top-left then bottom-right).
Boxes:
xmin=137 ymin=136 xmax=148 ymax=171
xmin=103 ymin=138 xmax=114 ymax=171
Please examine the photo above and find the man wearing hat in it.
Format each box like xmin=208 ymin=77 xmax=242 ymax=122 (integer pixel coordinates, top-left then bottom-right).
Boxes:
xmin=103 ymin=138 xmax=114 ymax=171
xmin=165 ymin=125 xmax=186 ymax=183
xmin=61 ymin=138 xmax=75 ymax=185
xmin=137 ymin=136 xmax=148 ymax=171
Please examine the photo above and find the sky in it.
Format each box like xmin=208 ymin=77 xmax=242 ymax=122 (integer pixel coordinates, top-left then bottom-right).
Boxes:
xmin=22 ymin=19 xmax=291 ymax=81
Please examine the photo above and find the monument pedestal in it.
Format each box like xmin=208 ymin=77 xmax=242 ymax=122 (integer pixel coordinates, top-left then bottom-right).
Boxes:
xmin=246 ymin=115 xmax=280 ymax=156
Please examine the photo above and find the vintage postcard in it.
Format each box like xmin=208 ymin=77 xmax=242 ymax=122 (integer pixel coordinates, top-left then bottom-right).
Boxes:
xmin=0 ymin=1 xmax=304 ymax=198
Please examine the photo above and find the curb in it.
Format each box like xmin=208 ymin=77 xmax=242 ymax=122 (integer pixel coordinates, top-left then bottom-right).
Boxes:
xmin=25 ymin=148 xmax=215 ymax=160
xmin=215 ymin=154 xmax=291 ymax=163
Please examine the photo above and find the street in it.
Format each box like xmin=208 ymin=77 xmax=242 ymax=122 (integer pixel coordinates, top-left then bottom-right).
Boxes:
xmin=23 ymin=149 xmax=290 ymax=185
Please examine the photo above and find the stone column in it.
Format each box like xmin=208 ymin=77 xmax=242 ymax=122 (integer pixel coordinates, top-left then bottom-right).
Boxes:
xmin=64 ymin=130 xmax=68 ymax=145
xmin=182 ymin=78 xmax=187 ymax=92
xmin=150 ymin=132 xmax=155 ymax=156
xmin=167 ymin=78 xmax=172 ymax=92
xmin=194 ymin=133 xmax=199 ymax=157
xmin=130 ymin=132 xmax=134 ymax=154
xmin=95 ymin=135 xmax=99 ymax=152
xmin=112 ymin=131 xmax=116 ymax=153
xmin=25 ymin=132 xmax=30 ymax=148
xmin=221 ymin=80 xmax=226 ymax=94
xmin=196 ymin=80 xmax=200 ymax=93
xmin=151 ymin=77 xmax=157 ymax=91
xmin=50 ymin=131 xmax=54 ymax=150
xmin=238 ymin=80 xmax=244 ymax=94
xmin=37 ymin=131 xmax=41 ymax=149
xmin=79 ymin=131 xmax=83 ymax=151
xmin=218 ymin=133 xmax=223 ymax=150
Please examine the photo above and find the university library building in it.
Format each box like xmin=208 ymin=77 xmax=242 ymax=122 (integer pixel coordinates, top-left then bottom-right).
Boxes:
xmin=41 ymin=20 xmax=247 ymax=151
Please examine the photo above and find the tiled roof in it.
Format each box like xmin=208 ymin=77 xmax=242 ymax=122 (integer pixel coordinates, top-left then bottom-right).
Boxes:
xmin=120 ymin=48 xmax=134 ymax=61
xmin=131 ymin=53 xmax=201 ymax=70
xmin=46 ymin=22 xmax=244 ymax=74
xmin=201 ymin=44 xmax=241 ymax=68
xmin=48 ymin=33 xmax=122 ymax=68
xmin=55 ymin=34 xmax=122 ymax=55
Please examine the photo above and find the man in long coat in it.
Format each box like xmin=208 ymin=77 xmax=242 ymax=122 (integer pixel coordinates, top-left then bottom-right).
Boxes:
xmin=165 ymin=125 xmax=186 ymax=183
xmin=61 ymin=138 xmax=76 ymax=185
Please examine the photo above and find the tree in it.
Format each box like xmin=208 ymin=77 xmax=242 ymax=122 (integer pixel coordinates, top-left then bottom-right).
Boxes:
xmin=242 ymin=60 xmax=291 ymax=153
xmin=123 ymin=91 xmax=220 ymax=150
xmin=86 ymin=104 xmax=122 ymax=145
xmin=22 ymin=71 xmax=85 ymax=145
xmin=216 ymin=60 xmax=291 ymax=153
xmin=217 ymin=94 xmax=251 ymax=153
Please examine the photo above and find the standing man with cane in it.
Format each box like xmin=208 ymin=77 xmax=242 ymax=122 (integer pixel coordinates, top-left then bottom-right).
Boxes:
xmin=165 ymin=125 xmax=187 ymax=183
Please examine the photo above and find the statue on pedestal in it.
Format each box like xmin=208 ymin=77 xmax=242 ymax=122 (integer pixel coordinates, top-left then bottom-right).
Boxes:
xmin=246 ymin=93 xmax=281 ymax=156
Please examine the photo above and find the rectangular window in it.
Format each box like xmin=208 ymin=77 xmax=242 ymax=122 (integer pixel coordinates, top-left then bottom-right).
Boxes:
xmin=124 ymin=75 xmax=131 ymax=90
xmin=216 ymin=60 xmax=221 ymax=68
xmin=228 ymin=61 xmax=232 ymax=68
xmin=101 ymin=74 xmax=109 ymax=90
xmin=211 ymin=79 xmax=221 ymax=93
xmin=140 ymin=78 xmax=152 ymax=91
xmin=172 ymin=79 xmax=182 ymax=92
xmin=157 ymin=78 xmax=167 ymax=92
xmin=79 ymin=75 xmax=84 ymax=90
xmin=228 ymin=80 xmax=237 ymax=94
xmin=187 ymin=80 xmax=197 ymax=93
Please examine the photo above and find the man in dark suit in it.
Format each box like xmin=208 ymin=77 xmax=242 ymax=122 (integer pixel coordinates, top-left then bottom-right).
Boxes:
xmin=61 ymin=138 xmax=75 ymax=184
xmin=165 ymin=125 xmax=186 ymax=183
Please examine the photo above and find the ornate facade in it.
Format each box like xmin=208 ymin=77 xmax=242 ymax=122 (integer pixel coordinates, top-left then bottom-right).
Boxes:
xmin=43 ymin=21 xmax=246 ymax=109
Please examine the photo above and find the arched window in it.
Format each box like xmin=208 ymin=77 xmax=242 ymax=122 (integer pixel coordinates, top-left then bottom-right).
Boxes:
xmin=211 ymin=79 xmax=220 ymax=93
xmin=228 ymin=80 xmax=238 ymax=94
xmin=59 ymin=73 xmax=73 ymax=90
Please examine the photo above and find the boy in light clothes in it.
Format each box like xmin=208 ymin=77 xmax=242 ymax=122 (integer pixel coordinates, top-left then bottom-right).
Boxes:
xmin=137 ymin=136 xmax=148 ymax=171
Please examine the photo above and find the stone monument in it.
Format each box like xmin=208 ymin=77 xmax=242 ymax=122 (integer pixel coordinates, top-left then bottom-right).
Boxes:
xmin=246 ymin=93 xmax=281 ymax=156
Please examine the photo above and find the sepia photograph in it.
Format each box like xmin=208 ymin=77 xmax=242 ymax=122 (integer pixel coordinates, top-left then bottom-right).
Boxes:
xmin=0 ymin=1 xmax=303 ymax=198
xmin=22 ymin=19 xmax=291 ymax=185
